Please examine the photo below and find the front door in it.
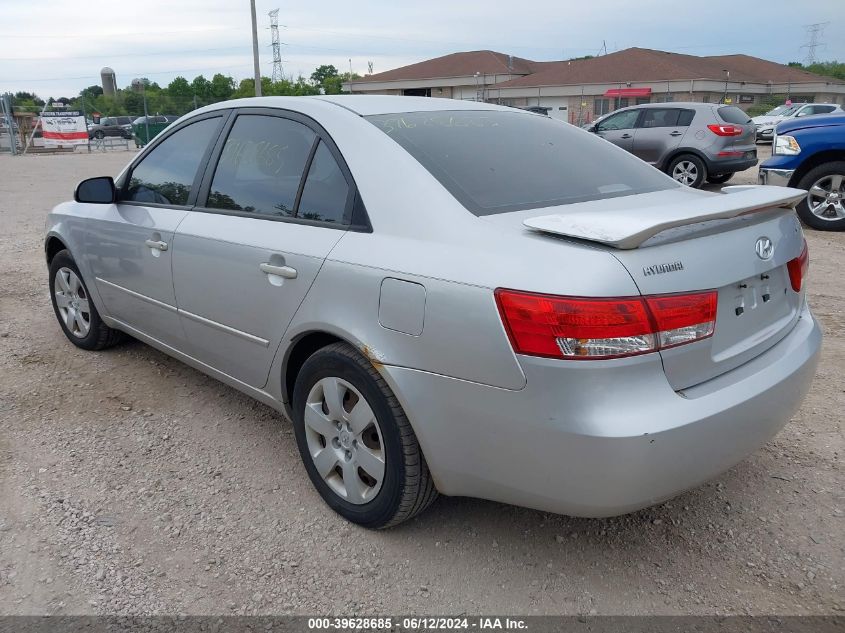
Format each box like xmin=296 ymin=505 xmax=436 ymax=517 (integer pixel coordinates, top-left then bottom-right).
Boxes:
xmin=86 ymin=115 xmax=224 ymax=346
xmin=594 ymin=108 xmax=641 ymax=152
xmin=172 ymin=112 xmax=354 ymax=388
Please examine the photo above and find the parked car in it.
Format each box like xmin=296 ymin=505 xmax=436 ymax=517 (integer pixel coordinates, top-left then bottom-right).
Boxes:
xmin=45 ymin=96 xmax=820 ymax=528
xmin=753 ymin=103 xmax=843 ymax=143
xmin=587 ymin=102 xmax=757 ymax=188
xmin=88 ymin=116 xmax=133 ymax=140
xmin=759 ymin=113 xmax=845 ymax=231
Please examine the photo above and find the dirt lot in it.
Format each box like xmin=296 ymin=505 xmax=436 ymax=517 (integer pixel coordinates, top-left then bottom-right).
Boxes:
xmin=0 ymin=146 xmax=842 ymax=616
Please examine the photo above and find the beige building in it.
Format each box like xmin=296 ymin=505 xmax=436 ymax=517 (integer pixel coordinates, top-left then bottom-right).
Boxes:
xmin=345 ymin=48 xmax=845 ymax=124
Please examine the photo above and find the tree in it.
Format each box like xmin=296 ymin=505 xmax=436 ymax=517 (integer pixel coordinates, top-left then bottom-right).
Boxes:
xmin=310 ymin=64 xmax=339 ymax=87
xmin=323 ymin=72 xmax=361 ymax=95
xmin=167 ymin=76 xmax=192 ymax=99
xmin=191 ymin=75 xmax=212 ymax=101
xmin=209 ymin=73 xmax=235 ymax=100
xmin=81 ymin=85 xmax=103 ymax=97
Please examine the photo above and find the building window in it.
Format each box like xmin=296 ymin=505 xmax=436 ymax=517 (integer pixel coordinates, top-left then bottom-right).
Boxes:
xmin=614 ymin=97 xmax=629 ymax=109
xmin=594 ymin=98 xmax=611 ymax=115
xmin=402 ymin=88 xmax=431 ymax=97
xmin=655 ymin=93 xmax=674 ymax=103
xmin=635 ymin=97 xmax=651 ymax=105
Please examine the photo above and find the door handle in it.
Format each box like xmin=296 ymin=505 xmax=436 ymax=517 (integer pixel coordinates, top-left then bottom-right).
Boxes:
xmin=669 ymin=131 xmax=683 ymax=136
xmin=259 ymin=262 xmax=297 ymax=279
xmin=144 ymin=239 xmax=168 ymax=251
xmin=620 ymin=133 xmax=632 ymax=139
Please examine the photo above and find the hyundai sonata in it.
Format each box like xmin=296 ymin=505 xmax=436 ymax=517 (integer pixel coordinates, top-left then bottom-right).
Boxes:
xmin=45 ymin=96 xmax=821 ymax=528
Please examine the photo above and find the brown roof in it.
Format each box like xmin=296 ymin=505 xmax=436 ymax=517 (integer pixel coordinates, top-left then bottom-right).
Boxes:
xmin=354 ymin=50 xmax=537 ymax=83
xmin=353 ymin=47 xmax=843 ymax=88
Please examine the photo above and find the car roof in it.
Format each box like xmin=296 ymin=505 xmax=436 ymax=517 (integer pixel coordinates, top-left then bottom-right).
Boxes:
xmin=198 ymin=95 xmax=515 ymax=117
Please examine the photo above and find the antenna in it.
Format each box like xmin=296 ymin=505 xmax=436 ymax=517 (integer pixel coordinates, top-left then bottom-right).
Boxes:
xmin=800 ymin=22 xmax=828 ymax=65
xmin=269 ymin=9 xmax=283 ymax=82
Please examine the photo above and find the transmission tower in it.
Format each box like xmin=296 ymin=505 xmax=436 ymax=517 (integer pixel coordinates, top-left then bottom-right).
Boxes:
xmin=800 ymin=22 xmax=828 ymax=65
xmin=269 ymin=9 xmax=283 ymax=82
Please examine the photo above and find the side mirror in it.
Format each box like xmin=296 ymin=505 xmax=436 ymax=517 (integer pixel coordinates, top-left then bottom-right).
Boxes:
xmin=795 ymin=111 xmax=808 ymax=117
xmin=75 ymin=176 xmax=116 ymax=204
xmin=587 ymin=125 xmax=597 ymax=133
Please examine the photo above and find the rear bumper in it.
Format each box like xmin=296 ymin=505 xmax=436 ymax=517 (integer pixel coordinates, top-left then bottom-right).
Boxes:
xmin=382 ymin=303 xmax=821 ymax=517
xmin=758 ymin=167 xmax=796 ymax=187
xmin=705 ymin=155 xmax=757 ymax=175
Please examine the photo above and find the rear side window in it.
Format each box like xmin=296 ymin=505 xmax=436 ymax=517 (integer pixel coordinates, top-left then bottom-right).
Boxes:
xmin=640 ymin=109 xmax=680 ymax=128
xmin=297 ymin=141 xmax=350 ymax=223
xmin=677 ymin=109 xmax=695 ymax=126
xmin=718 ymin=106 xmax=751 ymax=124
xmin=124 ymin=117 xmax=221 ymax=206
xmin=206 ymin=115 xmax=316 ymax=217
xmin=367 ymin=110 xmax=676 ymax=216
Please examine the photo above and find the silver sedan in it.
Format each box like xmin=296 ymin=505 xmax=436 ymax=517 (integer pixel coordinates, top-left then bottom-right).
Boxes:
xmin=44 ymin=96 xmax=821 ymax=528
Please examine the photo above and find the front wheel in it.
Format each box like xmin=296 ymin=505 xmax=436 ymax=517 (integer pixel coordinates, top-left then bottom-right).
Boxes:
xmin=668 ymin=154 xmax=707 ymax=188
xmin=49 ymin=250 xmax=124 ymax=350
xmin=94 ymin=130 xmax=104 ymax=139
xmin=292 ymin=342 xmax=438 ymax=528
xmin=706 ymin=173 xmax=733 ymax=185
xmin=795 ymin=161 xmax=845 ymax=231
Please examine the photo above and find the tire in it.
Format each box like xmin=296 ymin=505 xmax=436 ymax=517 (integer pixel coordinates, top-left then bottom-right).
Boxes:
xmin=292 ymin=342 xmax=438 ymax=528
xmin=49 ymin=250 xmax=124 ymax=351
xmin=706 ymin=173 xmax=733 ymax=184
xmin=94 ymin=130 xmax=104 ymax=139
xmin=794 ymin=161 xmax=845 ymax=231
xmin=667 ymin=154 xmax=707 ymax=188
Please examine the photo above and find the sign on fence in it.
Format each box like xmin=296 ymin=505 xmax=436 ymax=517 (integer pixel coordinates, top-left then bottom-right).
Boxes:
xmin=40 ymin=111 xmax=88 ymax=146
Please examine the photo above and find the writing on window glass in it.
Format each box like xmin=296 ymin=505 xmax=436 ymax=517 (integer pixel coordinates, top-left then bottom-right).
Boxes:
xmin=374 ymin=115 xmax=501 ymax=135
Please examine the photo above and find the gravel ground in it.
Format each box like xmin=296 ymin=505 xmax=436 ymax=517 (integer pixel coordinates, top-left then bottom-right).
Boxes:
xmin=0 ymin=145 xmax=842 ymax=617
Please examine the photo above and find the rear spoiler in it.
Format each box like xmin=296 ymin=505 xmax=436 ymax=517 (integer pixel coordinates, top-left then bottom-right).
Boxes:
xmin=523 ymin=185 xmax=806 ymax=249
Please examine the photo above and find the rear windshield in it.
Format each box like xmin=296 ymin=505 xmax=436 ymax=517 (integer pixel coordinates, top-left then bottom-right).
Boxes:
xmin=366 ymin=110 xmax=677 ymax=216
xmin=718 ymin=106 xmax=751 ymax=124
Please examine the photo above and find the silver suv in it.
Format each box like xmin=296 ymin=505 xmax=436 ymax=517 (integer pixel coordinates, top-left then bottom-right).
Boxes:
xmin=588 ymin=103 xmax=757 ymax=187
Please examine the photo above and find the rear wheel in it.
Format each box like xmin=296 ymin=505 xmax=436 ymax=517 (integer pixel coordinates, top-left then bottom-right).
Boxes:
xmin=795 ymin=161 xmax=845 ymax=231
xmin=668 ymin=154 xmax=707 ymax=188
xmin=94 ymin=130 xmax=104 ymax=139
xmin=49 ymin=250 xmax=124 ymax=350
xmin=292 ymin=342 xmax=437 ymax=528
xmin=706 ymin=173 xmax=733 ymax=185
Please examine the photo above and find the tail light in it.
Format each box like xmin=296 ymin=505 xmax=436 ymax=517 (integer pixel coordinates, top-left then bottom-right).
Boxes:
xmin=787 ymin=239 xmax=809 ymax=292
xmin=707 ymin=123 xmax=744 ymax=136
xmin=495 ymin=289 xmax=717 ymax=360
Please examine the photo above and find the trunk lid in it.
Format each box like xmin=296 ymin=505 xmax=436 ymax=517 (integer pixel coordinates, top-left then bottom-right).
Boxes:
xmin=522 ymin=186 xmax=808 ymax=389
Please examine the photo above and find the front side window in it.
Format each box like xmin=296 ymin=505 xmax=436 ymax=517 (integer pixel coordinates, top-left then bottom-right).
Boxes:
xmin=124 ymin=117 xmax=221 ymax=206
xmin=297 ymin=141 xmax=350 ymax=223
xmin=367 ymin=110 xmax=676 ymax=216
xmin=597 ymin=109 xmax=640 ymax=131
xmin=206 ymin=115 xmax=316 ymax=217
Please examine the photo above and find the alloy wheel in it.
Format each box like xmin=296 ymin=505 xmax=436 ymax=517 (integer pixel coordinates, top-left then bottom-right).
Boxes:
xmin=672 ymin=160 xmax=698 ymax=186
xmin=54 ymin=267 xmax=91 ymax=338
xmin=303 ymin=377 xmax=385 ymax=504
xmin=807 ymin=174 xmax=845 ymax=221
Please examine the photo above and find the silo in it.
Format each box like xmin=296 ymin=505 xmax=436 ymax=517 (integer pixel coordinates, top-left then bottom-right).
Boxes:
xmin=100 ymin=67 xmax=117 ymax=95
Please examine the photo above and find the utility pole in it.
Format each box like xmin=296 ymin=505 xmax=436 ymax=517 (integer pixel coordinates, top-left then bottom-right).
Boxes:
xmin=269 ymin=9 xmax=283 ymax=82
xmin=250 ymin=0 xmax=262 ymax=96
xmin=801 ymin=22 xmax=829 ymax=65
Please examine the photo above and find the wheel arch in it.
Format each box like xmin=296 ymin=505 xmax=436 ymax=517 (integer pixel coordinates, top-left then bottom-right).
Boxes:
xmin=45 ymin=234 xmax=69 ymax=265
xmin=659 ymin=148 xmax=709 ymax=173
xmin=788 ymin=150 xmax=845 ymax=187
xmin=281 ymin=330 xmax=349 ymax=408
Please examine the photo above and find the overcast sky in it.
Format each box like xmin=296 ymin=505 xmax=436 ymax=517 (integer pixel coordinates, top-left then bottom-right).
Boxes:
xmin=1 ymin=0 xmax=843 ymax=99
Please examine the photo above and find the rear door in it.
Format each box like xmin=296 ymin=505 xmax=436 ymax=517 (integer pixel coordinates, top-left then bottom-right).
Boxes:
xmin=631 ymin=108 xmax=691 ymax=165
xmin=85 ymin=113 xmax=226 ymax=347
xmin=172 ymin=109 xmax=355 ymax=388
xmin=594 ymin=109 xmax=641 ymax=152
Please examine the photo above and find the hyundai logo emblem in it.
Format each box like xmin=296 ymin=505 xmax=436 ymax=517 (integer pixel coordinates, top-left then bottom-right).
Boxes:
xmin=755 ymin=237 xmax=774 ymax=260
